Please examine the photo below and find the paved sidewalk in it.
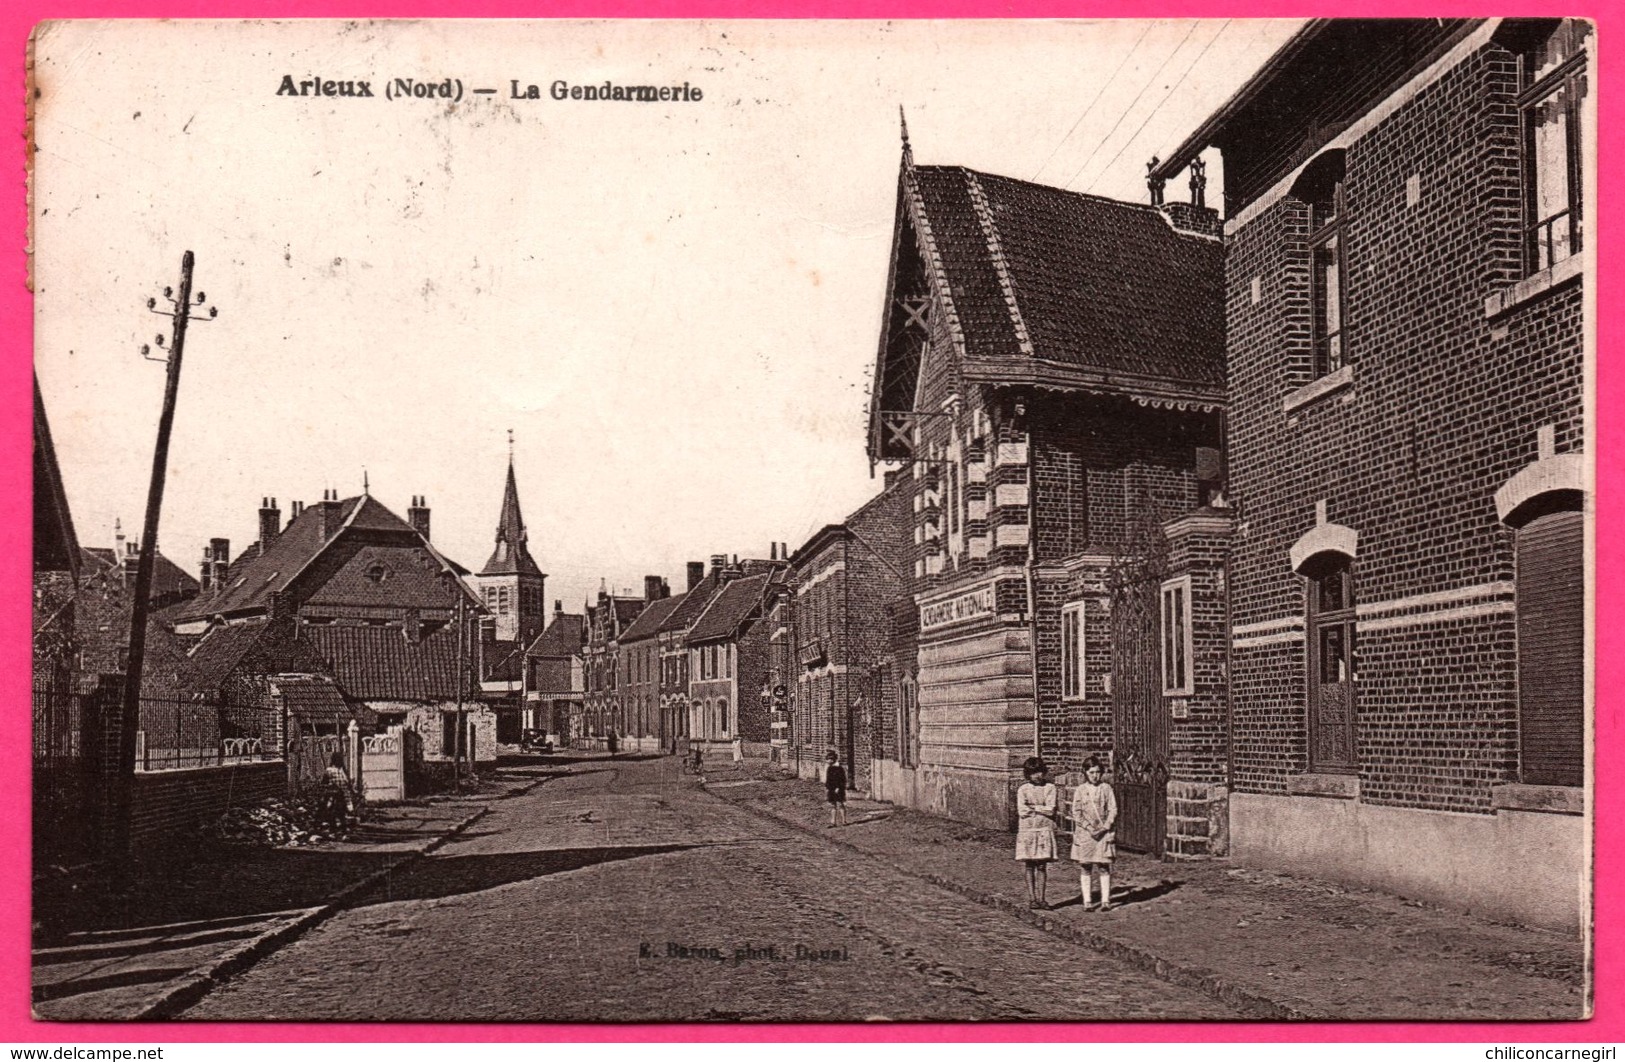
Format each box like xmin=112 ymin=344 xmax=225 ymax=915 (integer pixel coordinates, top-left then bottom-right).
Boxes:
xmin=32 ymin=762 xmax=556 ymax=1021
xmin=705 ymin=769 xmax=1589 ymax=1021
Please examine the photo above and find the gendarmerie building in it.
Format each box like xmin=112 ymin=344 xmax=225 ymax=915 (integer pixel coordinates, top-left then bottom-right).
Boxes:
xmin=1149 ymin=18 xmax=1591 ymax=929
xmin=865 ymin=122 xmax=1226 ymax=831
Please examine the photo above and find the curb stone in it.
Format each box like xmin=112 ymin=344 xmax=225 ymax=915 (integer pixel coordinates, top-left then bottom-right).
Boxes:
xmin=706 ymin=783 xmax=1312 ymax=1022
xmin=134 ymin=799 xmax=502 ymax=1021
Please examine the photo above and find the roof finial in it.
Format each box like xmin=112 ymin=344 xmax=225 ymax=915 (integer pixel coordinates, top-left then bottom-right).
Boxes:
xmin=899 ymin=105 xmax=913 ymax=167
xmin=362 ymin=469 xmax=369 ymax=495
xmin=1147 ymin=156 xmax=1166 ymax=207
xmin=507 ymin=428 xmax=514 ymax=465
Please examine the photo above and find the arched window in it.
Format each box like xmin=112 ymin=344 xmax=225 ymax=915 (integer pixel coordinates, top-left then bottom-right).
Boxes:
xmin=1514 ymin=508 xmax=1584 ymax=787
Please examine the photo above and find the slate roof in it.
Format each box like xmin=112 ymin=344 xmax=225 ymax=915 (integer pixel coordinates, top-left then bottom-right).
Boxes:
xmin=483 ymin=639 xmax=525 ymax=684
xmin=481 ymin=461 xmax=544 ymax=578
xmin=619 ymin=593 xmax=684 ymax=644
xmin=177 ymin=617 xmax=331 ymax=697
xmin=174 ymin=494 xmax=470 ymax=622
xmin=269 ymin=675 xmax=350 ymax=726
xmin=527 ymin=612 xmax=585 ymax=659
xmin=33 ymin=377 xmax=80 ymax=578
xmin=304 ymin=623 xmax=469 ymax=702
xmin=901 ymin=165 xmax=1224 ymax=400
xmin=687 ymin=574 xmax=771 ymax=644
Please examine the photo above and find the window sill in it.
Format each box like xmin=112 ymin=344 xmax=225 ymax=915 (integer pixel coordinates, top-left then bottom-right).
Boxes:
xmin=1287 ymin=772 xmax=1359 ymax=799
xmin=1484 ymin=253 xmax=1583 ymax=319
xmin=1282 ymin=365 xmax=1355 ymax=414
xmin=1491 ymin=783 xmax=1583 ymax=816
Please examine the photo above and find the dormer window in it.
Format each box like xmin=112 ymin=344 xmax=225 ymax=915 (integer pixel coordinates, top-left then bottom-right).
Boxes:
xmin=364 ymin=563 xmax=391 ymax=584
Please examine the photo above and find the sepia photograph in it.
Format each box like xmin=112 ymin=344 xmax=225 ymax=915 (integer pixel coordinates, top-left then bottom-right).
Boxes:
xmin=28 ymin=17 xmax=1593 ymax=1024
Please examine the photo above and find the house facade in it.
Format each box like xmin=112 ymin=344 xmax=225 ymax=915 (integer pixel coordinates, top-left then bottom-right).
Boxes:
xmin=524 ymin=604 xmax=585 ymax=744
xmin=616 ymin=577 xmax=680 ymax=753
xmin=788 ymin=475 xmax=911 ymax=793
xmin=686 ymin=569 xmax=781 ymax=754
xmin=864 ymin=131 xmax=1226 ymax=830
xmin=583 ymin=587 xmax=648 ymax=746
xmin=1150 ymin=18 xmax=1591 ymax=928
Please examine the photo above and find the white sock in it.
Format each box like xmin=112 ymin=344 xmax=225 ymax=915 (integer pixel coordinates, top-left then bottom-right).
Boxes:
xmin=1080 ymin=875 xmax=1092 ymax=906
xmin=1100 ymin=871 xmax=1112 ymax=905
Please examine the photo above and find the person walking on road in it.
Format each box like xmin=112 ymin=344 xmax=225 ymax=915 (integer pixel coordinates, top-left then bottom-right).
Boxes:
xmin=1071 ymin=756 xmax=1119 ymax=910
xmin=317 ymin=752 xmax=352 ymax=832
xmin=607 ymin=730 xmax=619 ymax=756
xmin=824 ymin=750 xmax=848 ymax=828
xmin=1015 ymin=756 xmax=1058 ymax=909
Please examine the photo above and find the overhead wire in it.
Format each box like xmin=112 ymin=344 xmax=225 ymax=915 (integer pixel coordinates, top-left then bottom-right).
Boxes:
xmin=1030 ymin=21 xmax=1156 ymax=184
xmin=1063 ymin=20 xmax=1201 ymax=192
xmin=1084 ymin=19 xmax=1233 ymax=195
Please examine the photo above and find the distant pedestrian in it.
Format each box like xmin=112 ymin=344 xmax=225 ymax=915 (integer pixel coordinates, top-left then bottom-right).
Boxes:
xmin=1015 ymin=756 xmax=1058 ymax=909
xmin=1071 ymin=756 xmax=1118 ymax=911
xmin=317 ymin=752 xmax=351 ymax=831
xmin=824 ymin=750 xmax=848 ymax=827
xmin=607 ymin=730 xmax=619 ymax=756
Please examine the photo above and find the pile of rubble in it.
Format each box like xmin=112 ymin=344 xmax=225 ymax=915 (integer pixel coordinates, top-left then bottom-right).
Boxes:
xmin=211 ymin=797 xmax=354 ymax=848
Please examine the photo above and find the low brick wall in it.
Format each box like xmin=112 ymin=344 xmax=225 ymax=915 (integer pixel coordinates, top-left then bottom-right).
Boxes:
xmin=130 ymin=761 xmax=285 ymax=846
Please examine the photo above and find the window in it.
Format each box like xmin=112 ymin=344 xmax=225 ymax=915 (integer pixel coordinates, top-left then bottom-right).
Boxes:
xmin=1306 ymin=558 xmax=1357 ymax=772
xmin=1519 ymin=20 xmax=1589 ymax=274
xmin=1305 ymin=160 xmax=1346 ymax=378
xmin=1515 ymin=509 xmax=1583 ymax=786
xmin=497 ymin=587 xmax=511 ymax=614
xmin=1061 ymin=601 xmax=1086 ymax=700
xmin=1160 ymin=578 xmax=1193 ymax=696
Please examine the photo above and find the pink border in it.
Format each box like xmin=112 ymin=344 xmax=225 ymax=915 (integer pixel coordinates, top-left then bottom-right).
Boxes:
xmin=7 ymin=1 xmax=1619 ymax=1044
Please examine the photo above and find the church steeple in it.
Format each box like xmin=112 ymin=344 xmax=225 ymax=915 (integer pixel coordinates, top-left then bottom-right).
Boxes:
xmin=475 ymin=438 xmax=546 ymax=648
xmin=481 ymin=451 xmax=543 ymax=579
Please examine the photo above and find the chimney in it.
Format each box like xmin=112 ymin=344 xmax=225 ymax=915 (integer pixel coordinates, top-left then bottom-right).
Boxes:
xmin=769 ymin=542 xmax=778 ymax=562
xmin=408 ymin=495 xmax=431 ymax=541
xmin=318 ymin=490 xmax=345 ymax=539
xmin=259 ymin=496 xmax=281 ymax=550
xmin=710 ymin=554 xmax=727 ymax=578
xmin=209 ymin=538 xmax=231 ymax=590
xmin=403 ymin=608 xmax=423 ymax=644
xmin=267 ymin=589 xmax=293 ymax=627
xmin=113 ymin=518 xmax=126 ymax=568
xmin=200 ymin=544 xmax=214 ymax=593
xmin=290 ymin=499 xmax=305 ymax=520
xmin=554 ymin=599 xmax=564 ymax=616
xmin=687 ymin=561 xmax=705 ymax=590
xmin=644 ymin=575 xmax=664 ymax=601
xmin=119 ymin=539 xmax=139 ymax=585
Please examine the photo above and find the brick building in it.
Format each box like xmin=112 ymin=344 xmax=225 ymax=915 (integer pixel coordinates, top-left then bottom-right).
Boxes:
xmin=582 ymin=585 xmax=649 ymax=747
xmin=616 ymin=576 xmax=680 ymax=753
xmin=173 ymin=490 xmax=493 ymax=766
xmin=524 ymin=603 xmax=585 ymax=744
xmin=788 ymin=476 xmax=911 ymax=793
xmin=863 ymin=127 xmax=1225 ymax=830
xmin=1149 ymin=18 xmax=1591 ymax=927
xmin=658 ymin=561 xmax=718 ymax=751
xmin=686 ymin=565 xmax=784 ymax=755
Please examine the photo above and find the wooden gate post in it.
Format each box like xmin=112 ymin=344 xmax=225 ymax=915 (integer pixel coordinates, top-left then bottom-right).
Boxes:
xmin=347 ymin=720 xmax=361 ymax=798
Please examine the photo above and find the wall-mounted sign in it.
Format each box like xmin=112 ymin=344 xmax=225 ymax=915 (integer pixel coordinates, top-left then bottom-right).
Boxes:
xmin=920 ymin=585 xmax=997 ymax=632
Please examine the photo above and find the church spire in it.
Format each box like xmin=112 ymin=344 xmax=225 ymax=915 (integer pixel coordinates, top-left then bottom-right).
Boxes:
xmin=479 ymin=441 xmax=542 ymax=578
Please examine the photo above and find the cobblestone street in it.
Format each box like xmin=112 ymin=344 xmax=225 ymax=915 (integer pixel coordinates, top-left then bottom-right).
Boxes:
xmin=185 ymin=756 xmax=1239 ymax=1022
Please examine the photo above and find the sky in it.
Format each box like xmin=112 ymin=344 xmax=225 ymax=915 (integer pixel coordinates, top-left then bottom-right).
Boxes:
xmin=32 ymin=18 xmax=1303 ymax=614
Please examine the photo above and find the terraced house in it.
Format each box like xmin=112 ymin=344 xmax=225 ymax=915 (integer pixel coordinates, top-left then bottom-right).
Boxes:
xmin=1149 ymin=17 xmax=1591 ymax=929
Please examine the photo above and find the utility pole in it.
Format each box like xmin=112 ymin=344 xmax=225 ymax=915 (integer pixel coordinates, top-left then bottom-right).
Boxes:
xmin=115 ymin=251 xmax=218 ymax=859
xmin=454 ymin=594 xmax=465 ymax=793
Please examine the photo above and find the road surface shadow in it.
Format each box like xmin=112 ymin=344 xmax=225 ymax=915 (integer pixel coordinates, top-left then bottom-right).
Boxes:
xmin=350 ymin=844 xmax=698 ymax=906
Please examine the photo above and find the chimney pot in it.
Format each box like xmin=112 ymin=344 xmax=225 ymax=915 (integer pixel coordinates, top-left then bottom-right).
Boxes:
xmin=408 ymin=495 xmax=431 ymax=541
xmin=259 ymin=496 xmax=282 ymax=550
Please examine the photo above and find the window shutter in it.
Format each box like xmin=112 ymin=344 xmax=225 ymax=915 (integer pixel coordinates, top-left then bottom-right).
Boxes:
xmin=1516 ymin=509 xmax=1585 ymax=787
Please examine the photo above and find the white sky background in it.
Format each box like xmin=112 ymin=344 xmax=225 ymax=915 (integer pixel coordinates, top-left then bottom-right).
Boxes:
xmin=32 ymin=18 xmax=1301 ymax=613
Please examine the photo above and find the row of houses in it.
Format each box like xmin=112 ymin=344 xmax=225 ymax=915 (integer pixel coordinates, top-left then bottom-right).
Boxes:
xmin=539 ymin=19 xmax=1590 ymax=933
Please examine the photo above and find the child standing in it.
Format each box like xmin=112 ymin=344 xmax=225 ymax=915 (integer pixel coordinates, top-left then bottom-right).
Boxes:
xmin=1015 ymin=756 xmax=1058 ymax=909
xmin=1070 ymin=756 xmax=1119 ymax=911
xmin=824 ymin=750 xmax=848 ymax=827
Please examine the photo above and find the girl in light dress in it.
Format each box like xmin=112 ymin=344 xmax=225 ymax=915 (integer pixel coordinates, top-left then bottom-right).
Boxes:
xmin=1071 ymin=756 xmax=1119 ymax=911
xmin=1014 ymin=756 xmax=1058 ymax=909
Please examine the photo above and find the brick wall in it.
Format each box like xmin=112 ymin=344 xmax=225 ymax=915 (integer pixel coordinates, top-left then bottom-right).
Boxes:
xmin=129 ymin=761 xmax=284 ymax=847
xmin=1225 ymin=40 xmax=1586 ymax=812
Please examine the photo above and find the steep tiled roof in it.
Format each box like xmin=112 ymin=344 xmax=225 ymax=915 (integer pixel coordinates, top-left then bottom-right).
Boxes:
xmin=483 ymin=639 xmax=525 ymax=684
xmin=34 ymin=377 xmax=80 ymax=578
xmin=527 ymin=613 xmax=585 ymax=659
xmin=687 ymin=574 xmax=770 ymax=644
xmin=905 ymin=165 xmax=1224 ymax=398
xmin=175 ymin=494 xmax=470 ymax=622
xmin=177 ymin=617 xmax=331 ymax=697
xmin=80 ymin=548 xmax=200 ymax=605
xmin=304 ymin=623 xmax=469 ymax=702
xmin=619 ymin=593 xmax=684 ymax=644
xmin=660 ymin=574 xmax=720 ymax=633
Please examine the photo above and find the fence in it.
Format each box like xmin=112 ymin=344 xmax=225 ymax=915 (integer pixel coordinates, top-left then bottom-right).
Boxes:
xmin=136 ymin=695 xmax=283 ymax=772
xmin=33 ymin=685 xmax=97 ymax=867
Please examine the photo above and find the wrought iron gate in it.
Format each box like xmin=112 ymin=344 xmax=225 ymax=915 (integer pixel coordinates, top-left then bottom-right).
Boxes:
xmin=1109 ymin=534 xmax=1170 ymax=857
